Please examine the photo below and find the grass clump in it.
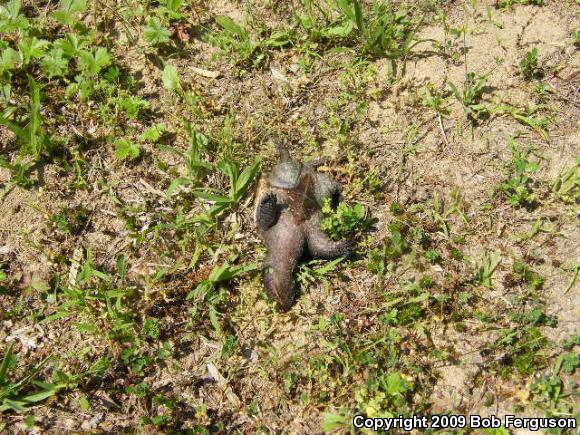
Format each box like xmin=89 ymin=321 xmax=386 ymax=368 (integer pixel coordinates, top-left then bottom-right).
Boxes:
xmin=296 ymin=0 xmax=427 ymax=79
xmin=474 ymin=252 xmax=501 ymax=288
xmin=495 ymin=307 xmax=555 ymax=377
xmin=449 ymin=72 xmax=489 ymax=122
xmin=497 ymin=0 xmax=545 ymax=8
xmin=519 ymin=47 xmax=541 ymax=80
xmin=0 ymin=0 xmax=576 ymax=431
xmin=49 ymin=206 xmax=90 ymax=235
xmin=206 ymin=16 xmax=293 ymax=68
xmin=512 ymin=260 xmax=544 ymax=291
xmin=1 ymin=343 xmax=63 ymax=413
xmin=321 ymin=199 xmax=368 ymax=240
xmin=499 ymin=139 xmax=540 ymax=208
xmin=551 ymin=158 xmax=579 ymax=204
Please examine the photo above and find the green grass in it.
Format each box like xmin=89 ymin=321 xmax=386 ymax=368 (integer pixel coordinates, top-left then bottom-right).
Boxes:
xmin=449 ymin=72 xmax=490 ymax=122
xmin=0 ymin=343 xmax=62 ymax=413
xmin=0 ymin=0 xmax=577 ymax=432
xmin=321 ymin=199 xmax=368 ymax=241
xmin=497 ymin=0 xmax=545 ymax=8
xmin=519 ymin=47 xmax=540 ymax=80
xmin=499 ymin=139 xmax=541 ymax=208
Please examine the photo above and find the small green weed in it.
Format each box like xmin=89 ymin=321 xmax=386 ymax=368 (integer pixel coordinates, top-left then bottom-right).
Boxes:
xmin=193 ymin=158 xmax=261 ymax=217
xmin=496 ymin=0 xmax=544 ymax=8
xmin=1 ymin=343 xmax=63 ymax=413
xmin=295 ymin=1 xmax=427 ymax=80
xmin=530 ymin=351 xmax=579 ymax=418
xmin=0 ymin=77 xmax=55 ymax=189
xmin=114 ymin=138 xmax=141 ymax=161
xmin=449 ymin=72 xmax=489 ymax=122
xmin=113 ymin=95 xmax=150 ymax=120
xmin=425 ymin=249 xmax=441 ymax=263
xmin=207 ymin=16 xmax=293 ymax=68
xmin=51 ymin=0 xmax=87 ymax=28
xmin=44 ymin=249 xmax=137 ymax=342
xmin=357 ymin=2 xmax=427 ymax=79
xmin=294 ymin=0 xmax=356 ymax=43
xmin=353 ymin=371 xmax=413 ymax=418
xmin=512 ymin=260 xmax=544 ymax=291
xmin=162 ymin=63 xmax=181 ymax=92
xmin=142 ymin=0 xmax=189 ymax=47
xmin=298 ymin=257 xmax=345 ymax=288
xmin=533 ymin=81 xmax=550 ymax=102
xmin=551 ymin=158 xmax=579 ymax=204
xmin=161 ymin=124 xmax=212 ymax=197
xmin=321 ymin=200 xmax=368 ymax=241
xmin=519 ymin=47 xmax=540 ymax=80
xmin=0 ymin=0 xmax=30 ymax=33
xmin=493 ymin=103 xmax=550 ymax=139
xmin=140 ymin=124 xmax=166 ymax=143
xmin=498 ymin=327 xmax=547 ymax=376
xmin=162 ymin=120 xmax=259 ymax=211
xmin=495 ymin=308 xmax=555 ymax=377
xmin=49 ymin=206 xmax=90 ymax=235
xmin=188 ymin=262 xmax=256 ymax=333
xmin=561 ymin=263 xmax=579 ymax=295
xmin=515 ymin=218 xmax=557 ymax=242
xmin=499 ymin=139 xmax=540 ymax=208
xmin=474 ymin=252 xmax=501 ymax=288
xmin=0 ymin=77 xmax=51 ymax=161
xmin=143 ymin=17 xmax=171 ymax=46
xmin=366 ymin=203 xmax=448 ymax=280
xmin=423 ymin=85 xmax=450 ymax=117
xmin=368 ymin=219 xmax=410 ymax=277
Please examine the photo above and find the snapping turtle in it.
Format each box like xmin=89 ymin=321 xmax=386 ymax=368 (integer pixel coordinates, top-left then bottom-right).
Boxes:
xmin=254 ymin=144 xmax=352 ymax=310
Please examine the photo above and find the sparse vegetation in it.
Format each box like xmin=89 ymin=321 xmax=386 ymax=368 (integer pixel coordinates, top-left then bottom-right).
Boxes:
xmin=474 ymin=251 xmax=501 ymax=288
xmin=0 ymin=0 xmax=577 ymax=432
xmin=0 ymin=343 xmax=62 ymax=413
xmin=497 ymin=0 xmax=545 ymax=8
xmin=321 ymin=199 xmax=368 ymax=241
xmin=449 ymin=72 xmax=490 ymax=122
xmin=551 ymin=158 xmax=579 ymax=204
xmin=295 ymin=0 xmax=428 ymax=79
xmin=499 ymin=139 xmax=540 ymax=208
xmin=519 ymin=47 xmax=540 ymax=80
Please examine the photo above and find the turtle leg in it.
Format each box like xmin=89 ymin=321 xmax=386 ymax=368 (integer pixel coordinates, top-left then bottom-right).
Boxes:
xmin=255 ymin=192 xmax=281 ymax=231
xmin=314 ymin=173 xmax=342 ymax=208
xmin=306 ymin=225 xmax=352 ymax=259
